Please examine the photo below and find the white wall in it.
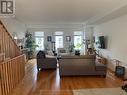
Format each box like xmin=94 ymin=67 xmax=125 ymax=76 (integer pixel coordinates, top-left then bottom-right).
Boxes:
xmin=94 ymin=14 xmax=127 ymax=78
xmin=1 ymin=18 xmax=27 ymax=39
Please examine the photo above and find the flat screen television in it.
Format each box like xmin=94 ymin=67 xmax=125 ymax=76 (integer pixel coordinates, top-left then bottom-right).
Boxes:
xmin=96 ymin=36 xmax=105 ymax=49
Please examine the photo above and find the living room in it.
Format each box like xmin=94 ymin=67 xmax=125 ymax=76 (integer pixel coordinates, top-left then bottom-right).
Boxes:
xmin=0 ymin=0 xmax=127 ymax=95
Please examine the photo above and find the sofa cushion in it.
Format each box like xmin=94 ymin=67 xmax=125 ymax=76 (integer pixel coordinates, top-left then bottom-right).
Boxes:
xmin=59 ymin=50 xmax=66 ymax=53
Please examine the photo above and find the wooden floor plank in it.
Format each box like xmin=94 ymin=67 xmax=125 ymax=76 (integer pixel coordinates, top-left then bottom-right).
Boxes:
xmin=9 ymin=59 xmax=123 ymax=95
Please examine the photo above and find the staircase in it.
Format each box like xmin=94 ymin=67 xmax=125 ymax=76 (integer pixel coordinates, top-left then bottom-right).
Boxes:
xmin=0 ymin=20 xmax=25 ymax=95
xmin=0 ymin=21 xmax=21 ymax=59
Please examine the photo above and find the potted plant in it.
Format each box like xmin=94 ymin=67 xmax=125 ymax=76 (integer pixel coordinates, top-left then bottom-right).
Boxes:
xmin=75 ymin=42 xmax=82 ymax=55
xmin=25 ymin=32 xmax=38 ymax=59
xmin=68 ymin=43 xmax=75 ymax=54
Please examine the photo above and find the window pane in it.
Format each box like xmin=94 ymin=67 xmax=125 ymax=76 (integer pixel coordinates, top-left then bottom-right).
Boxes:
xmin=55 ymin=36 xmax=63 ymax=50
xmin=35 ymin=32 xmax=44 ymax=37
xmin=35 ymin=32 xmax=44 ymax=51
xmin=35 ymin=37 xmax=44 ymax=50
xmin=74 ymin=36 xmax=82 ymax=50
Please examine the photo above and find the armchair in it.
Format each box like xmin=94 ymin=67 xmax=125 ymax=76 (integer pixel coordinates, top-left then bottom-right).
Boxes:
xmin=37 ymin=51 xmax=57 ymax=71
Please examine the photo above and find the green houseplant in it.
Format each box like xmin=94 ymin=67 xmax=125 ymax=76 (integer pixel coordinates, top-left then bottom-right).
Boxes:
xmin=68 ymin=43 xmax=75 ymax=54
xmin=25 ymin=32 xmax=38 ymax=59
xmin=75 ymin=42 xmax=82 ymax=55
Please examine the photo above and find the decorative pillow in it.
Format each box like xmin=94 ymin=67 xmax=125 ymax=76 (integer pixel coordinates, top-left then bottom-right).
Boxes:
xmin=59 ymin=50 xmax=66 ymax=53
xmin=47 ymin=50 xmax=54 ymax=56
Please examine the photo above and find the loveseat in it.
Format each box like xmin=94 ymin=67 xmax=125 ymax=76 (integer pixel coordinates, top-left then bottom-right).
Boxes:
xmin=59 ymin=55 xmax=107 ymax=77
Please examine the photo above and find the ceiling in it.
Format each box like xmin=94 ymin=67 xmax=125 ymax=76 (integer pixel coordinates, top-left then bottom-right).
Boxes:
xmin=15 ymin=0 xmax=127 ymax=25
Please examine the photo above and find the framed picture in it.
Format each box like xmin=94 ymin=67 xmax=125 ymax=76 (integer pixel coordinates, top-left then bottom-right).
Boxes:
xmin=66 ymin=36 xmax=71 ymax=42
xmin=47 ymin=36 xmax=52 ymax=42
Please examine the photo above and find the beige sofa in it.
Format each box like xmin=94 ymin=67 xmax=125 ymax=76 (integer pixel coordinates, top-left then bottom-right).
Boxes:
xmin=59 ymin=55 xmax=107 ymax=77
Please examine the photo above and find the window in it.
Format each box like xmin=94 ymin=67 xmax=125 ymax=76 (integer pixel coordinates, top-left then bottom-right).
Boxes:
xmin=35 ymin=32 xmax=44 ymax=50
xmin=55 ymin=32 xmax=63 ymax=50
xmin=74 ymin=31 xmax=83 ymax=50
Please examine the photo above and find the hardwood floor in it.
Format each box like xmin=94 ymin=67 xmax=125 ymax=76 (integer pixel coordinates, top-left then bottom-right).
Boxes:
xmin=9 ymin=59 xmax=123 ymax=95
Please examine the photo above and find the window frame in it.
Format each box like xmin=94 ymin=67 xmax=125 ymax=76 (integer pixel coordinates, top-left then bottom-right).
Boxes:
xmin=34 ymin=32 xmax=44 ymax=51
xmin=55 ymin=32 xmax=64 ymax=50
xmin=73 ymin=31 xmax=83 ymax=50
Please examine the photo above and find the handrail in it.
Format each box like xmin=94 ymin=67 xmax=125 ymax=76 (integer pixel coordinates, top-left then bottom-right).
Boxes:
xmin=0 ymin=20 xmax=21 ymax=53
xmin=0 ymin=54 xmax=25 ymax=64
xmin=0 ymin=53 xmax=5 ymax=62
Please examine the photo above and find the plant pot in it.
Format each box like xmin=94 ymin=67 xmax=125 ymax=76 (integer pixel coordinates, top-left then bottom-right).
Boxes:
xmin=75 ymin=50 xmax=80 ymax=56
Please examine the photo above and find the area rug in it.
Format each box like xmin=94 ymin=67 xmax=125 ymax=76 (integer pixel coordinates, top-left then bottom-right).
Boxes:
xmin=73 ymin=88 xmax=126 ymax=95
